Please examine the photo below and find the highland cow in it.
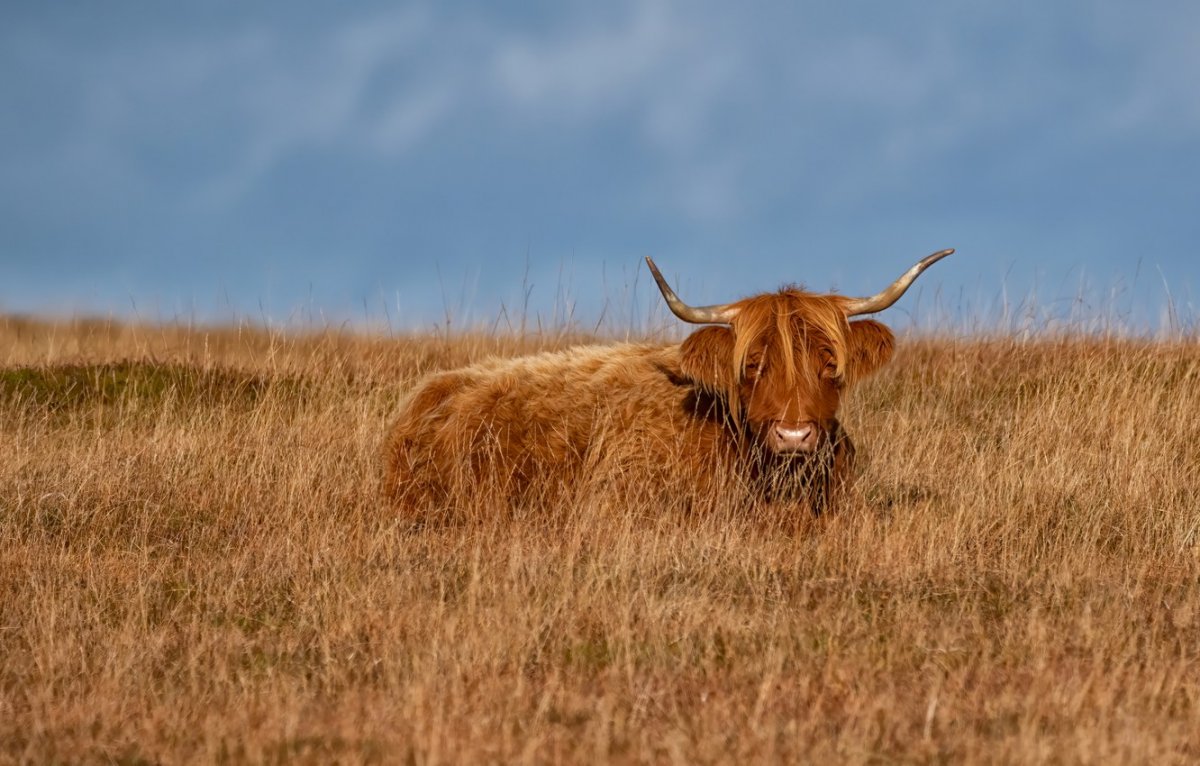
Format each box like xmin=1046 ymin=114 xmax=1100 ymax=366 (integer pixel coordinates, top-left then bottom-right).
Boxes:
xmin=384 ymin=250 xmax=953 ymax=519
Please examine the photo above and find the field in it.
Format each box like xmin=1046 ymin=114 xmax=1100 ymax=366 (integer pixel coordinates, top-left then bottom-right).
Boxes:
xmin=2 ymin=314 xmax=1199 ymax=764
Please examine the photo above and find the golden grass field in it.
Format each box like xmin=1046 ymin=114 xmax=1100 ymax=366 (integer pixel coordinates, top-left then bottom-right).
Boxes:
xmin=2 ymin=314 xmax=1199 ymax=764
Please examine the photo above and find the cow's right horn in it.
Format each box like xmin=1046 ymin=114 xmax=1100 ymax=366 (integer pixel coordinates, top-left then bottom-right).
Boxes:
xmin=645 ymin=257 xmax=739 ymax=325
xmin=843 ymin=249 xmax=955 ymax=317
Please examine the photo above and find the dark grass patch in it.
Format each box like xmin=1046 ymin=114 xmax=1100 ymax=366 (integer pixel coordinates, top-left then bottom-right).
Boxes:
xmin=0 ymin=361 xmax=310 ymax=420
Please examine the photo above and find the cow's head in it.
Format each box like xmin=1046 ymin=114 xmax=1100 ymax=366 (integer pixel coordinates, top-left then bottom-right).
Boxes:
xmin=648 ymin=250 xmax=953 ymax=454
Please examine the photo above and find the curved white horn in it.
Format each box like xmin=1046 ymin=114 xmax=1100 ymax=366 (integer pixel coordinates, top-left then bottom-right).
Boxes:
xmin=645 ymin=257 xmax=740 ymax=324
xmin=843 ymin=249 xmax=955 ymax=316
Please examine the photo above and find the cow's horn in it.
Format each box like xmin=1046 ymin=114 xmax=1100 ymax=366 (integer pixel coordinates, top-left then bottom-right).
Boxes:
xmin=645 ymin=257 xmax=740 ymax=325
xmin=843 ymin=249 xmax=955 ymax=317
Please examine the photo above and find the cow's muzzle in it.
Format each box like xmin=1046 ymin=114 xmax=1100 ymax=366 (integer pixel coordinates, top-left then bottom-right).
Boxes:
xmin=767 ymin=420 xmax=820 ymax=453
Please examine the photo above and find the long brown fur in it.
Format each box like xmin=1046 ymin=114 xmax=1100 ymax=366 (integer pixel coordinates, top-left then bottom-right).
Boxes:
xmin=383 ymin=289 xmax=895 ymax=521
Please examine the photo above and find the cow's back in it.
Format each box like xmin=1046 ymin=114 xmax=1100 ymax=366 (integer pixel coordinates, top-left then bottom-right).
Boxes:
xmin=382 ymin=343 xmax=729 ymax=518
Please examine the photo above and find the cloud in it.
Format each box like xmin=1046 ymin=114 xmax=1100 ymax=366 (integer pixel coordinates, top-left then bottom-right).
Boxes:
xmin=194 ymin=8 xmax=438 ymax=206
xmin=369 ymin=86 xmax=455 ymax=156
xmin=2 ymin=4 xmax=774 ymax=222
xmin=2 ymin=7 xmax=450 ymax=211
xmin=491 ymin=3 xmax=676 ymax=114
xmin=485 ymin=2 xmax=748 ymax=219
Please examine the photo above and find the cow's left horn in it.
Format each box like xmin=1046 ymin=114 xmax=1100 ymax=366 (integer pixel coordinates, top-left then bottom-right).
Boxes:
xmin=645 ymin=257 xmax=739 ymax=324
xmin=843 ymin=249 xmax=955 ymax=317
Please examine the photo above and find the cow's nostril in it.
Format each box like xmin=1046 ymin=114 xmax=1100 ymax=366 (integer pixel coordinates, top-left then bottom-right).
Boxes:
xmin=773 ymin=421 xmax=817 ymax=451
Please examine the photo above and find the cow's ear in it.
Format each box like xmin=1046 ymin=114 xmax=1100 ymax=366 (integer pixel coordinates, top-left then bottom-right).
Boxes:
xmin=679 ymin=325 xmax=737 ymax=392
xmin=844 ymin=319 xmax=894 ymax=385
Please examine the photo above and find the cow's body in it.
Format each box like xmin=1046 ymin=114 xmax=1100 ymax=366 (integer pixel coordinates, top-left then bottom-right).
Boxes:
xmin=384 ymin=250 xmax=952 ymax=521
xmin=385 ymin=341 xmax=852 ymax=518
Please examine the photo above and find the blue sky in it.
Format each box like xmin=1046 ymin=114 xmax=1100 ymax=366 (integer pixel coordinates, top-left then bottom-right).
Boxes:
xmin=3 ymin=2 xmax=1198 ymax=331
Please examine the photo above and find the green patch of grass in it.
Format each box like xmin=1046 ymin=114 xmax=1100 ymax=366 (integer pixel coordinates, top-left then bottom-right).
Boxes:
xmin=266 ymin=735 xmax=386 ymax=765
xmin=562 ymin=636 xmax=615 ymax=671
xmin=0 ymin=361 xmax=308 ymax=419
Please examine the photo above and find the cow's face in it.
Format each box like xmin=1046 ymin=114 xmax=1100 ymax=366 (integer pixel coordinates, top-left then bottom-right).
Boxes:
xmin=678 ymin=292 xmax=894 ymax=454
xmin=647 ymin=249 xmax=951 ymax=454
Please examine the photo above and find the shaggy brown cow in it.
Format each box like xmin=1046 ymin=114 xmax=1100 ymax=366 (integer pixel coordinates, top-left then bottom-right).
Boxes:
xmin=384 ymin=249 xmax=952 ymax=519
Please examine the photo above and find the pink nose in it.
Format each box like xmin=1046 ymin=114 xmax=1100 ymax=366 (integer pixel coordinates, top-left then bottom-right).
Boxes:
xmin=771 ymin=421 xmax=818 ymax=453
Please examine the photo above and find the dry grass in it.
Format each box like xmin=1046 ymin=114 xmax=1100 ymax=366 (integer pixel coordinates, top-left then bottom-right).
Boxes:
xmin=2 ymin=313 xmax=1199 ymax=764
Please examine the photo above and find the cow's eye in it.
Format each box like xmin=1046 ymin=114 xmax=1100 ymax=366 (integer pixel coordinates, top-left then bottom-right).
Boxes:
xmin=819 ymin=353 xmax=838 ymax=379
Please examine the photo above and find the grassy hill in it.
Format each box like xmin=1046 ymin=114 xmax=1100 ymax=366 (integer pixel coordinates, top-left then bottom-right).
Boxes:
xmin=2 ymin=315 xmax=1198 ymax=763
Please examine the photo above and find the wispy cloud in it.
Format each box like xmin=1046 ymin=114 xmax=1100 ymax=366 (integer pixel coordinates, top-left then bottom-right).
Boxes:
xmin=486 ymin=2 xmax=747 ymax=220
xmin=491 ymin=3 xmax=677 ymax=115
xmin=193 ymin=8 xmax=437 ymax=206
